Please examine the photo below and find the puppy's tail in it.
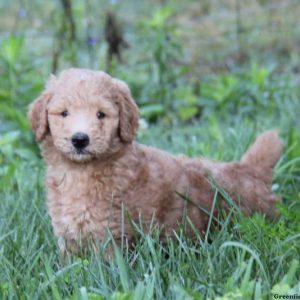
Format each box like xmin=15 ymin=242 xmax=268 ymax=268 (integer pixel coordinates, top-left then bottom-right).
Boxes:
xmin=240 ymin=130 xmax=283 ymax=184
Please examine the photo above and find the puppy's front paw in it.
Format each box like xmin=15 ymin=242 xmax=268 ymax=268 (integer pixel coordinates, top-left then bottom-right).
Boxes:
xmin=58 ymin=236 xmax=79 ymax=256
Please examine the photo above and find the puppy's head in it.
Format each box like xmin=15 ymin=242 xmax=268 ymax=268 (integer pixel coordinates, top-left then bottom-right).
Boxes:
xmin=28 ymin=68 xmax=139 ymax=162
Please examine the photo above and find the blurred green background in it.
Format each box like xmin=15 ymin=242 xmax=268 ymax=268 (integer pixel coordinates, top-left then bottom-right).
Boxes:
xmin=1 ymin=0 xmax=300 ymax=165
xmin=0 ymin=0 xmax=300 ymax=133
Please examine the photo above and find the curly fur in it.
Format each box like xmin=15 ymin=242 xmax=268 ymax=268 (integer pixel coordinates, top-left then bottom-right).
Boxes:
xmin=28 ymin=68 xmax=283 ymax=253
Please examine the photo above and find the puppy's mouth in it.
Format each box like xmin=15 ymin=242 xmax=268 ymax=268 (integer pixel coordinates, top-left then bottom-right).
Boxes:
xmin=74 ymin=148 xmax=90 ymax=155
xmin=67 ymin=148 xmax=94 ymax=162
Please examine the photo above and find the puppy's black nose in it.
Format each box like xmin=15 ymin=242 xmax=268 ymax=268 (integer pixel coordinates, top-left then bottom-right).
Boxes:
xmin=71 ymin=132 xmax=89 ymax=149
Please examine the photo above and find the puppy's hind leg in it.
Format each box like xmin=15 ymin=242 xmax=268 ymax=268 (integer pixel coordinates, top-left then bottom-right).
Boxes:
xmin=200 ymin=131 xmax=283 ymax=219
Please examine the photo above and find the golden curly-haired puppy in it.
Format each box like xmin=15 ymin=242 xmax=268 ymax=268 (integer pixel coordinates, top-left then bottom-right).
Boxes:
xmin=28 ymin=68 xmax=283 ymax=253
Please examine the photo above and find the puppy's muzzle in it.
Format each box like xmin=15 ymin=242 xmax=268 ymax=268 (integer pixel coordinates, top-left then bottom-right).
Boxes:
xmin=71 ymin=132 xmax=90 ymax=150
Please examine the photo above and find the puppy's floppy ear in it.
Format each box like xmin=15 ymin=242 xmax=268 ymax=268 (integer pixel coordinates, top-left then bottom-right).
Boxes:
xmin=28 ymin=92 xmax=52 ymax=142
xmin=28 ymin=75 xmax=56 ymax=142
xmin=113 ymin=78 xmax=139 ymax=143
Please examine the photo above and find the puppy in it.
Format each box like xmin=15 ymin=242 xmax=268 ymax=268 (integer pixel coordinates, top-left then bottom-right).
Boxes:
xmin=28 ymin=68 xmax=283 ymax=253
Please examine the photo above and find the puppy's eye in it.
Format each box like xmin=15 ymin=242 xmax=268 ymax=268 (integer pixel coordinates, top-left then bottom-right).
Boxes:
xmin=61 ymin=110 xmax=69 ymax=117
xmin=97 ymin=111 xmax=106 ymax=119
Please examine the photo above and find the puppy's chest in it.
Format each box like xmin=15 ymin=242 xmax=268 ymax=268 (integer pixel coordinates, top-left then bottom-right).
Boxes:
xmin=48 ymin=168 xmax=116 ymax=200
xmin=46 ymin=166 xmax=126 ymax=237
